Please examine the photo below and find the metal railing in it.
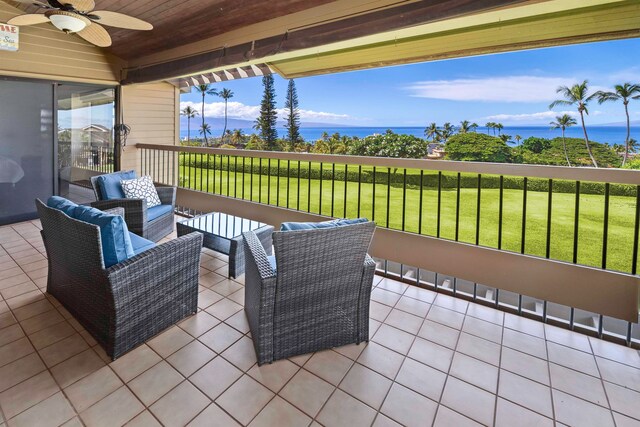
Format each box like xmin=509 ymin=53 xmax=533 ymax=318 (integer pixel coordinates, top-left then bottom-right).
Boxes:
xmin=136 ymin=143 xmax=640 ymax=346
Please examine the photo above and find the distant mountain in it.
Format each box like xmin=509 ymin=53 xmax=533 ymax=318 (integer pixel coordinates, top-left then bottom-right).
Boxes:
xmin=599 ymin=120 xmax=640 ymax=127
xmin=179 ymin=117 xmax=354 ymax=130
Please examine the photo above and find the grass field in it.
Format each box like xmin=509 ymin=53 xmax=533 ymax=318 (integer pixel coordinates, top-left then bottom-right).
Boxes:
xmin=177 ymin=161 xmax=639 ymax=274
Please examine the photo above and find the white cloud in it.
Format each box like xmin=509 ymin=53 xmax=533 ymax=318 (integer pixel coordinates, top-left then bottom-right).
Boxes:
xmin=483 ymin=110 xmax=578 ymax=122
xmin=405 ymin=75 xmax=608 ymax=103
xmin=180 ymin=101 xmax=350 ymax=122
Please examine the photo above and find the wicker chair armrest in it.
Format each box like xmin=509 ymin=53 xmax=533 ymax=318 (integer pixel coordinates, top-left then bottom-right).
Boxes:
xmin=106 ymin=232 xmax=203 ymax=306
xmin=357 ymin=254 xmax=377 ymax=343
xmin=91 ymin=198 xmax=147 ymax=232
xmin=243 ymin=231 xmax=276 ymax=281
xmin=102 ymin=207 xmax=125 ymax=217
xmin=363 ymin=254 xmax=376 ymax=279
xmin=155 ymin=186 xmax=176 ymax=207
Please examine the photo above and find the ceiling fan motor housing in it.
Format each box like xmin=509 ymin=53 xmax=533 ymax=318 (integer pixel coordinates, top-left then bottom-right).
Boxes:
xmin=45 ymin=10 xmax=90 ymax=33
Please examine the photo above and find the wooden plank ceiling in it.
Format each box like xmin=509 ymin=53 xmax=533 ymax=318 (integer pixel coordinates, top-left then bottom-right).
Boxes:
xmin=9 ymin=0 xmax=336 ymax=60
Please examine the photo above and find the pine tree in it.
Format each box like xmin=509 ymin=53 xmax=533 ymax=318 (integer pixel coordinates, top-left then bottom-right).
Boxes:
xmin=284 ymin=79 xmax=301 ymax=146
xmin=254 ymin=75 xmax=278 ymax=150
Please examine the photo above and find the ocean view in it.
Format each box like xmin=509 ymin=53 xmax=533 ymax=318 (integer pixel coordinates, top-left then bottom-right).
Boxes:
xmin=180 ymin=125 xmax=639 ymax=146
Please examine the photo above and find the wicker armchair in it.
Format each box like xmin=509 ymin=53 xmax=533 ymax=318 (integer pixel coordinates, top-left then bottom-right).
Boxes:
xmin=90 ymin=171 xmax=176 ymax=242
xmin=36 ymin=199 xmax=203 ymax=360
xmin=243 ymin=221 xmax=376 ymax=365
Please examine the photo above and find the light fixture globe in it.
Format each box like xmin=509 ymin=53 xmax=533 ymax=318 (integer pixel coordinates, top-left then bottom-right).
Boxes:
xmin=45 ymin=10 xmax=89 ymax=33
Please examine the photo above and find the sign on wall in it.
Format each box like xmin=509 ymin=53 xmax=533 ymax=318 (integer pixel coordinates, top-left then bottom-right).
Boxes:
xmin=0 ymin=23 xmax=19 ymax=52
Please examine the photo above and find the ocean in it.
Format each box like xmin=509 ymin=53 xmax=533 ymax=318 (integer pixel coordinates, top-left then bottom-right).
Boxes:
xmin=180 ymin=125 xmax=639 ymax=146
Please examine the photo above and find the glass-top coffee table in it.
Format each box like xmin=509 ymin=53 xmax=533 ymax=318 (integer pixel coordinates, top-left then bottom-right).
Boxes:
xmin=176 ymin=212 xmax=274 ymax=278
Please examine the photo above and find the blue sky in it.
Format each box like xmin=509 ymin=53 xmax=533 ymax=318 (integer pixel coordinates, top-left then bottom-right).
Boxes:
xmin=180 ymin=38 xmax=640 ymax=127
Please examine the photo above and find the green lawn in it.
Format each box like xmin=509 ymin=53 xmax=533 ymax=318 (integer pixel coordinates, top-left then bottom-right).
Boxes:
xmin=178 ymin=160 xmax=638 ymax=274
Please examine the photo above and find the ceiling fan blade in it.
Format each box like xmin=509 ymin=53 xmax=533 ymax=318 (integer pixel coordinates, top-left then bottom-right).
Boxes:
xmin=7 ymin=13 xmax=50 ymax=26
xmin=90 ymin=11 xmax=153 ymax=30
xmin=58 ymin=0 xmax=94 ymax=12
xmin=76 ymin=22 xmax=111 ymax=47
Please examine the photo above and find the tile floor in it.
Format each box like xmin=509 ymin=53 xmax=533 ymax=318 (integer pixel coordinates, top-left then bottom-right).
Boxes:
xmin=0 ymin=219 xmax=639 ymax=427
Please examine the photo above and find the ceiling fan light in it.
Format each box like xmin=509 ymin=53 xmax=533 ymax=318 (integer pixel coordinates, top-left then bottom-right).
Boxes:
xmin=49 ymin=14 xmax=87 ymax=33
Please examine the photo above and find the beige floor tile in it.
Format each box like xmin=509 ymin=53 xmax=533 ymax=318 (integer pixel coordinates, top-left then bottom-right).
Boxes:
xmin=110 ymin=344 xmax=162 ymax=383
xmin=199 ymin=323 xmax=243 ymax=353
xmin=279 ymin=369 xmax=335 ymax=417
xmin=466 ymin=302 xmax=504 ymax=325
xmin=502 ymin=328 xmax=547 ymax=360
xmin=433 ymin=294 xmax=469 ymax=314
xmin=221 ymin=336 xmax=258 ymax=371
xmin=50 ymin=348 xmax=105 ymax=388
xmin=495 ymin=397 xmax=553 ymax=427
xmin=0 ymin=312 xmax=16 ymax=330
xmin=356 ymin=341 xmax=404 ymax=379
xmin=544 ymin=324 xmax=592 ymax=353
xmin=339 ymin=363 xmax=392 ymax=409
xmin=210 ymin=280 xmax=243 ymax=297
xmin=124 ymin=411 xmax=162 ymax=427
xmin=187 ymin=403 xmax=240 ymax=427
xmin=147 ymin=326 xmax=193 ymax=358
xmin=549 ymin=363 xmax=608 ymax=406
xmin=408 ymin=337 xmax=453 ymax=373
xmin=249 ymin=396 xmax=311 ymax=427
xmin=418 ymin=320 xmax=460 ymax=349
xmin=7 ymin=391 xmax=75 ymax=427
xmin=498 ymin=369 xmax=553 ymax=418
xmin=590 ymin=337 xmax=640 ymax=368
xmin=0 ymin=324 xmax=25 ymax=348
xmin=167 ymin=340 xmax=216 ymax=377
xmin=381 ymin=383 xmax=438 ymax=427
xmin=0 ymin=282 xmax=38 ymax=300
xmin=150 ymin=381 xmax=210 ymax=426
xmin=128 ymin=361 xmax=184 ymax=406
xmin=503 ymin=313 xmax=545 ymax=338
xmin=604 ymin=381 xmax=640 ymax=421
xmin=553 ymin=389 xmax=615 ymax=427
xmin=334 ymin=342 xmax=368 ymax=360
xmin=377 ymin=278 xmax=409 ymax=295
xmin=0 ymin=371 xmax=59 ymax=419
xmin=450 ymin=352 xmax=498 ymax=393
xmin=248 ymin=359 xmax=299 ymax=393
xmin=370 ymin=288 xmax=401 ymax=307
xmin=215 ymin=375 xmax=274 ymax=425
xmin=197 ymin=289 xmax=224 ymax=310
xmin=612 ymin=411 xmax=640 ymax=427
xmin=426 ymin=306 xmax=464 ymax=330
xmin=227 ymin=288 xmax=244 ymax=305
xmin=18 ymin=307 xmax=63 ymax=336
xmin=225 ymin=311 xmax=251 ymax=334
xmin=372 ymin=324 xmax=415 ymax=355
xmin=434 ymin=405 xmax=483 ymax=427
xmin=369 ymin=301 xmax=392 ymax=322
xmin=205 ymin=298 xmax=243 ymax=321
xmin=395 ymin=357 xmax=446 ymax=401
xmin=0 ymin=352 xmax=46 ymax=392
xmin=189 ymin=356 xmax=243 ymax=400
xmin=318 ymin=389 xmax=377 ymax=427
xmin=0 ymin=337 xmax=33 ymax=368
xmin=500 ymin=347 xmax=549 ymax=385
xmin=178 ymin=312 xmax=221 ymax=338
xmin=61 ymin=416 xmax=83 ymax=427
xmin=39 ymin=333 xmax=89 ymax=367
xmin=64 ymin=366 xmax=123 ymax=413
xmin=28 ymin=321 xmax=75 ymax=350
xmin=394 ymin=296 xmax=430 ymax=318
xmin=441 ymin=377 xmax=495 ymax=426
xmin=547 ymin=341 xmax=599 ymax=376
xmin=304 ymin=350 xmax=353 ymax=386
xmin=461 ymin=316 xmax=503 ymax=344
xmin=80 ymin=387 xmax=144 ymax=427
xmin=199 ymin=271 xmax=227 ymax=288
xmin=384 ymin=309 xmax=424 ymax=335
xmin=11 ymin=298 xmax=52 ymax=321
xmin=596 ymin=357 xmax=640 ymax=393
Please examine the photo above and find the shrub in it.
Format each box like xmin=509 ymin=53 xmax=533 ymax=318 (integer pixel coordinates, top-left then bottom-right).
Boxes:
xmin=445 ymin=133 xmax=512 ymax=163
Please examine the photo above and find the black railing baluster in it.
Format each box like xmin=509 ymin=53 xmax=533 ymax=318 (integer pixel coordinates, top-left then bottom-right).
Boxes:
xmin=344 ymin=164 xmax=349 ymax=217
xmin=242 ymin=157 xmax=246 ymax=199
xmin=319 ymin=162 xmax=323 ymax=214
xmin=573 ymin=181 xmax=581 ymax=264
xmin=386 ymin=167 xmax=391 ymax=228
xmin=267 ymin=158 xmax=271 ymax=204
xmin=418 ymin=170 xmax=423 ymax=234
xmin=227 ymin=155 xmax=231 ymax=196
xmin=206 ymin=154 xmax=210 ymax=193
xmin=357 ymin=165 xmax=362 ymax=218
xmin=498 ymin=176 xmax=504 ymax=249
xmin=437 ymin=171 xmax=442 ymax=238
xmin=307 ymin=161 xmax=311 ymax=213
xmin=250 ymin=157 xmax=254 ymax=201
xmin=455 ymin=172 xmax=461 ymax=241
xmin=276 ymin=159 xmax=280 ymax=206
xmin=199 ymin=153 xmax=203 ymax=191
xmin=331 ymin=163 xmax=335 ymax=217
xmin=219 ymin=155 xmax=223 ymax=195
xmin=633 ymin=185 xmax=640 ymax=275
xmin=546 ymin=179 xmax=553 ymax=258
xmin=402 ymin=169 xmax=407 ymax=231
xmin=259 ymin=158 xmax=262 ymax=203
xmin=476 ymin=174 xmax=481 ymax=245
xmin=297 ymin=161 xmax=301 ymax=210
xmin=212 ymin=154 xmax=216 ymax=193
xmin=521 ymin=177 xmax=528 ymax=254
xmin=234 ymin=156 xmax=238 ymax=198
xmin=287 ymin=160 xmax=291 ymax=209
xmin=602 ymin=183 xmax=610 ymax=269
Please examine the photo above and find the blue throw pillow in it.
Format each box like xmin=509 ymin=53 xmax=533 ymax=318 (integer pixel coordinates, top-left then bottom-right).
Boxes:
xmin=96 ymin=170 xmax=136 ymax=200
xmin=46 ymin=196 xmax=78 ymax=218
xmin=72 ymin=204 xmax=135 ymax=267
xmin=280 ymin=217 xmax=368 ymax=231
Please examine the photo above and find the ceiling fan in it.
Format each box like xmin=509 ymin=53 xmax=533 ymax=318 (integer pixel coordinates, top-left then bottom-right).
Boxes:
xmin=7 ymin=0 xmax=153 ymax=47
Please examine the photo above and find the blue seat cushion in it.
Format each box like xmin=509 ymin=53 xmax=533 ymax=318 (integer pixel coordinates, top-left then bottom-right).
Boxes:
xmin=46 ymin=196 xmax=78 ymax=218
xmin=72 ymin=204 xmax=135 ymax=268
xmin=267 ymin=255 xmax=277 ymax=272
xmin=280 ymin=217 xmax=368 ymax=232
xmin=129 ymin=232 xmax=156 ymax=255
xmin=147 ymin=204 xmax=173 ymax=222
xmin=96 ymin=170 xmax=136 ymax=200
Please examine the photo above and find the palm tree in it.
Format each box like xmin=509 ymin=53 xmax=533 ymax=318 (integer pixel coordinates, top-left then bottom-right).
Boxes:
xmin=550 ymin=114 xmax=577 ymax=167
xmin=199 ymin=123 xmax=212 ymax=142
xmin=495 ymin=123 xmax=504 ymax=135
xmin=629 ymin=138 xmax=638 ymax=154
xmin=194 ymin=84 xmax=218 ymax=145
xmin=180 ymin=106 xmax=198 ymax=142
xmin=549 ymin=80 xmax=598 ymax=167
xmin=231 ymin=129 xmax=244 ymax=146
xmin=424 ymin=122 xmax=439 ymax=141
xmin=440 ymin=122 xmax=456 ymax=142
xmin=485 ymin=122 xmax=494 ymax=135
xmin=470 ymin=122 xmax=479 ymax=133
xmin=514 ymin=134 xmax=522 ymax=145
xmin=594 ymin=83 xmax=640 ymax=166
xmin=459 ymin=120 xmax=471 ymax=133
xmin=218 ymin=88 xmax=234 ymax=142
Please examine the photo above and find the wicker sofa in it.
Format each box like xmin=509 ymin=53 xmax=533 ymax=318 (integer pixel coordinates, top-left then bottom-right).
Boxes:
xmin=90 ymin=171 xmax=176 ymax=242
xmin=243 ymin=221 xmax=376 ymax=365
xmin=36 ymin=199 xmax=203 ymax=360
